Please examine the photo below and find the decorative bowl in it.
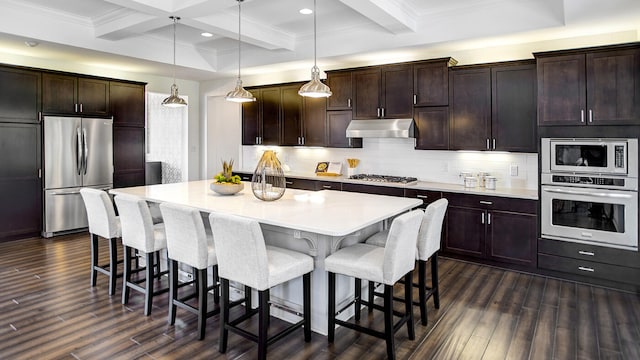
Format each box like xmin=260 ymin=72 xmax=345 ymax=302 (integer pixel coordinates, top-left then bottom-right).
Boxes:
xmin=210 ymin=182 xmax=244 ymax=195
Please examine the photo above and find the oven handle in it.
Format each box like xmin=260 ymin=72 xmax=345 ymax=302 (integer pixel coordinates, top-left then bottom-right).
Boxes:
xmin=543 ymin=188 xmax=634 ymax=199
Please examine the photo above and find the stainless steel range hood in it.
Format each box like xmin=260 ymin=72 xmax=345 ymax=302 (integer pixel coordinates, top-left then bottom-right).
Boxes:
xmin=345 ymin=118 xmax=415 ymax=138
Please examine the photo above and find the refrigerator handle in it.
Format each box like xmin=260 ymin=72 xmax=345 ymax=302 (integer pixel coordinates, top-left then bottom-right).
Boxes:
xmin=82 ymin=127 xmax=88 ymax=175
xmin=76 ymin=127 xmax=83 ymax=176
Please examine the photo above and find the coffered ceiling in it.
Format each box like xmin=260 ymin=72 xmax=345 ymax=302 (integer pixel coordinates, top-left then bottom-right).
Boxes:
xmin=0 ymin=0 xmax=639 ymax=80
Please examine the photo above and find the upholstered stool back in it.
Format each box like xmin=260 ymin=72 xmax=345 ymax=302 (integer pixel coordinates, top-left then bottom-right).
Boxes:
xmin=417 ymin=199 xmax=448 ymax=261
xmin=159 ymin=203 xmax=212 ymax=270
xmin=114 ymin=196 xmax=166 ymax=253
xmin=80 ymin=188 xmax=120 ymax=239
xmin=381 ymin=209 xmax=424 ymax=285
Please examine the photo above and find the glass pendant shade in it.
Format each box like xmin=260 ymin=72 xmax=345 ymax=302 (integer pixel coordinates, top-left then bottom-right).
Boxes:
xmin=225 ymin=78 xmax=256 ymax=103
xmin=162 ymin=84 xmax=188 ymax=107
xmin=251 ymin=150 xmax=286 ymax=201
xmin=299 ymin=65 xmax=332 ymax=98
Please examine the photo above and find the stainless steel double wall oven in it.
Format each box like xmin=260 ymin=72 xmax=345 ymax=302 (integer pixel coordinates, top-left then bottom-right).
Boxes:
xmin=541 ymin=138 xmax=638 ymax=250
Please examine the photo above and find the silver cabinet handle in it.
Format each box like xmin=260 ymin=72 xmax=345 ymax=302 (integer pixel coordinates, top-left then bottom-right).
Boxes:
xmin=581 ymin=109 xmax=585 ymax=122
xmin=578 ymin=266 xmax=595 ymax=272
xmin=492 ymin=138 xmax=496 ymax=150
xmin=256 ymin=137 xmax=259 ymax=144
xmin=486 ymin=138 xmax=490 ymax=150
xmin=301 ymin=136 xmax=305 ymax=145
xmin=80 ymin=103 xmax=83 ymax=113
xmin=75 ymin=103 xmax=78 ymax=113
xmin=479 ymin=201 xmax=493 ymax=205
xmin=377 ymin=108 xmax=381 ymax=117
xmin=348 ymin=99 xmax=351 ymax=108
xmin=487 ymin=213 xmax=491 ymax=225
xmin=285 ymin=181 xmax=293 ymax=185
xmin=543 ymin=187 xmax=633 ymax=199
xmin=578 ymin=250 xmax=595 ymax=256
xmin=322 ymin=185 xmax=332 ymax=189
xmin=589 ymin=109 xmax=593 ymax=123
xmin=481 ymin=213 xmax=485 ymax=224
xmin=413 ymin=94 xmax=417 ymax=105
xmin=416 ymin=194 xmax=428 ymax=199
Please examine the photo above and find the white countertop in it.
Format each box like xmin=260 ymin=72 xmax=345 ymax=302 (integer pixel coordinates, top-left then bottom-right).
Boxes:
xmin=237 ymin=170 xmax=539 ymax=200
xmin=110 ymin=180 xmax=422 ymax=237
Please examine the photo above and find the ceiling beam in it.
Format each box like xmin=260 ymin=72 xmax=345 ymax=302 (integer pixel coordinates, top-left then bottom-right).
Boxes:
xmin=339 ymin=0 xmax=418 ymax=34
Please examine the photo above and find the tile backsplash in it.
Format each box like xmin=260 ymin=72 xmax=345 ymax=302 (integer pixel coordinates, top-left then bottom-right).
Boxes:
xmin=240 ymin=138 xmax=538 ymax=190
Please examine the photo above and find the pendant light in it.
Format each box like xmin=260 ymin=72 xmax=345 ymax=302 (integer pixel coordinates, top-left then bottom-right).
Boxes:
xmin=298 ymin=0 xmax=332 ymax=98
xmin=162 ymin=16 xmax=188 ymax=108
xmin=225 ymin=0 xmax=256 ymax=103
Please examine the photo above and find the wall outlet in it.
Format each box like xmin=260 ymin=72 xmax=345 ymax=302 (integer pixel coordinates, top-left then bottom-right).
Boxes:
xmin=510 ymin=164 xmax=519 ymax=177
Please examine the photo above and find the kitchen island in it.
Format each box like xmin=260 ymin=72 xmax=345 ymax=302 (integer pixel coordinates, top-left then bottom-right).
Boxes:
xmin=110 ymin=180 xmax=421 ymax=334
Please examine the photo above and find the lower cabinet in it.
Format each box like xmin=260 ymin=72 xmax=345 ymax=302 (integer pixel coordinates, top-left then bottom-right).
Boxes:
xmin=113 ymin=127 xmax=145 ymax=188
xmin=443 ymin=192 xmax=537 ymax=268
xmin=342 ymin=183 xmax=403 ymax=196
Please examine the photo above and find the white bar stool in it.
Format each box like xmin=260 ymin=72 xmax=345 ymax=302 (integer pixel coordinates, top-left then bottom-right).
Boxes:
xmin=325 ymin=209 xmax=423 ymax=360
xmin=159 ymin=203 xmax=220 ymax=340
xmin=366 ymin=198 xmax=448 ymax=325
xmin=80 ymin=188 xmax=122 ymax=296
xmin=114 ymin=195 xmax=169 ymax=316
xmin=209 ymin=212 xmax=313 ymax=360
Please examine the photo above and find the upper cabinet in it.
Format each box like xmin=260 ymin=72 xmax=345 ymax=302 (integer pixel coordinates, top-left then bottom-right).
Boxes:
xmin=352 ymin=64 xmax=413 ymax=119
xmin=449 ymin=61 xmax=537 ymax=152
xmin=326 ymin=71 xmax=352 ymax=110
xmin=0 ymin=67 xmax=41 ymax=123
xmin=110 ymin=81 xmax=145 ymax=127
xmin=536 ymin=44 xmax=640 ymax=126
xmin=241 ymin=86 xmax=282 ymax=146
xmin=413 ymin=59 xmax=455 ymax=107
xmin=42 ymin=73 xmax=109 ymax=116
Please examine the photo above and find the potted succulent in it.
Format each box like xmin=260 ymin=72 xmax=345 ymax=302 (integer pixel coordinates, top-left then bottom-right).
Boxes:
xmin=210 ymin=159 xmax=244 ymax=195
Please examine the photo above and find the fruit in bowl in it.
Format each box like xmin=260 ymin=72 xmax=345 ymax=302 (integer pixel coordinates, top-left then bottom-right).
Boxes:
xmin=210 ymin=159 xmax=244 ymax=195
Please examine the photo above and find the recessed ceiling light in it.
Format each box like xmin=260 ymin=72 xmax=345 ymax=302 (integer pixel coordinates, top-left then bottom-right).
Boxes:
xmin=299 ymin=8 xmax=313 ymax=15
xmin=201 ymin=32 xmax=213 ymax=37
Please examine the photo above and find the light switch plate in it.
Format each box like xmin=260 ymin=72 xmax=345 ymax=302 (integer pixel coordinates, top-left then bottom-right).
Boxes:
xmin=510 ymin=164 xmax=518 ymax=176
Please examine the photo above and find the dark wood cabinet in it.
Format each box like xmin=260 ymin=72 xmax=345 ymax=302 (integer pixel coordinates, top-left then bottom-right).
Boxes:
xmin=491 ymin=63 xmax=537 ymax=152
xmin=242 ymin=89 xmax=260 ymax=145
xmin=449 ymin=61 xmax=536 ymax=152
xmin=261 ymin=87 xmax=281 ymax=145
xmin=0 ymin=123 xmax=41 ymax=241
xmin=43 ymin=73 xmax=109 ymax=116
xmin=326 ymin=71 xmax=352 ymax=110
xmin=449 ymin=67 xmax=491 ymax=150
xmin=352 ymin=65 xmax=413 ymax=119
xmin=110 ymin=81 xmax=145 ymax=127
xmin=0 ymin=67 xmax=41 ymax=123
xmin=443 ymin=192 xmax=537 ymax=268
xmin=414 ymin=106 xmax=449 ymax=150
xmin=317 ymin=181 xmax=342 ymax=191
xmin=302 ymin=97 xmax=327 ymax=147
xmin=113 ymin=127 xmax=145 ymax=188
xmin=413 ymin=59 xmax=453 ymax=106
xmin=342 ymin=183 xmax=404 ymax=197
xmin=536 ymin=45 xmax=640 ymax=126
xmin=285 ymin=178 xmax=318 ymax=191
xmin=281 ymin=85 xmax=304 ymax=146
xmin=326 ymin=110 xmax=361 ymax=148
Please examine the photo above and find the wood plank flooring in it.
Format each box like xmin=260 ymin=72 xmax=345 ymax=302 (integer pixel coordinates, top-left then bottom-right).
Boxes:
xmin=1 ymin=233 xmax=639 ymax=359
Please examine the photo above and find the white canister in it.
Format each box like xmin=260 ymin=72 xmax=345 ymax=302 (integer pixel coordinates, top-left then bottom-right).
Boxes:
xmin=477 ymin=172 xmax=490 ymax=187
xmin=464 ymin=176 xmax=478 ymax=188
xmin=485 ymin=176 xmax=497 ymax=190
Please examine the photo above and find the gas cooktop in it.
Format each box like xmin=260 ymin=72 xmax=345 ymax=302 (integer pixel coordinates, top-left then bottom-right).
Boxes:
xmin=349 ymin=174 xmax=418 ymax=184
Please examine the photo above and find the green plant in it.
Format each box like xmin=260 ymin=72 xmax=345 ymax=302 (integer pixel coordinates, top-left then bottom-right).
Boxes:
xmin=214 ymin=159 xmax=241 ymax=184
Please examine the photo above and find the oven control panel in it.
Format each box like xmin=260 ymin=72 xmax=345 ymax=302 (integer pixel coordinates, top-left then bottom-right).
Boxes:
xmin=551 ymin=175 xmax=625 ymax=187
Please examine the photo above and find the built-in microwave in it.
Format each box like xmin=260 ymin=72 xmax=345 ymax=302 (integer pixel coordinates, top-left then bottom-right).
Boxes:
xmin=542 ymin=138 xmax=638 ymax=176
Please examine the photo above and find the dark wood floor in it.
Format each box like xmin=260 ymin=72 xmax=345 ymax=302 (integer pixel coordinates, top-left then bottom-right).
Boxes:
xmin=1 ymin=233 xmax=639 ymax=360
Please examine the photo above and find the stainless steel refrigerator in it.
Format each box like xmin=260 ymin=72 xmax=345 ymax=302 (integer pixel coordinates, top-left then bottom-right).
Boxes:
xmin=42 ymin=116 xmax=113 ymax=238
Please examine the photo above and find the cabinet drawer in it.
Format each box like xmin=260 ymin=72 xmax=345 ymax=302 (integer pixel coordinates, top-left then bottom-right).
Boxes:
xmin=445 ymin=192 xmax=536 ymax=214
xmin=538 ymin=253 xmax=640 ymax=285
xmin=317 ymin=181 xmax=342 ymax=191
xmin=234 ymin=172 xmax=253 ymax=182
xmin=538 ymin=238 xmax=640 ymax=269
xmin=285 ymin=178 xmax=317 ymax=191
xmin=342 ymin=183 xmax=403 ymax=196
xmin=405 ymin=189 xmax=441 ymax=207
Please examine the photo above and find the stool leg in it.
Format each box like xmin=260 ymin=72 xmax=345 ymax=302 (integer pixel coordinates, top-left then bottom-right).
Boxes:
xmin=168 ymin=260 xmax=178 ymax=325
xmin=219 ymin=278 xmax=229 ymax=353
xmin=418 ymin=259 xmax=427 ymax=325
xmin=354 ymin=278 xmax=362 ymax=321
xmin=90 ymin=233 xmax=99 ymax=287
xmin=404 ymin=271 xmax=415 ymax=340
xmin=327 ymin=272 xmax=336 ymax=343
xmin=108 ymin=237 xmax=118 ymax=296
xmin=384 ymin=284 xmax=395 ymax=360
xmin=258 ymin=289 xmax=269 ymax=360
xmin=197 ymin=268 xmax=207 ymax=340
xmin=212 ymin=265 xmax=220 ymax=304
xmin=303 ymin=272 xmax=311 ymax=342
xmin=368 ymin=281 xmax=375 ymax=312
xmin=244 ymin=285 xmax=252 ymax=315
xmin=144 ymin=252 xmax=154 ymax=316
xmin=432 ymin=254 xmax=440 ymax=309
xmin=122 ymin=245 xmax=132 ymax=305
